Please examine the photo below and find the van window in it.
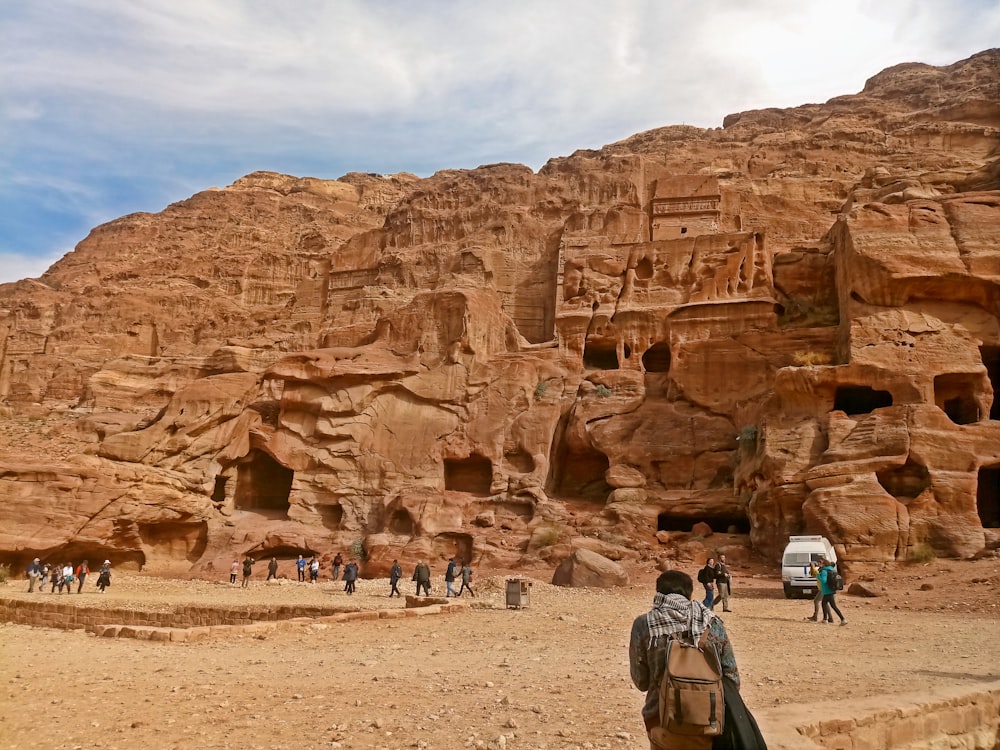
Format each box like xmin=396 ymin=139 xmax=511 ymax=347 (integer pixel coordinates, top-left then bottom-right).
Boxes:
xmin=783 ymin=552 xmax=824 ymax=566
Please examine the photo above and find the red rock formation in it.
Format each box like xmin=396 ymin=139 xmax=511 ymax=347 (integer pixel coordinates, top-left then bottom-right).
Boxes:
xmin=1 ymin=50 xmax=999 ymax=576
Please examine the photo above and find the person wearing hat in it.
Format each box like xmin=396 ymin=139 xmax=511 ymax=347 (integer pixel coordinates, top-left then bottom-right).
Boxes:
xmin=96 ymin=560 xmax=112 ymax=592
xmin=25 ymin=558 xmax=42 ymax=593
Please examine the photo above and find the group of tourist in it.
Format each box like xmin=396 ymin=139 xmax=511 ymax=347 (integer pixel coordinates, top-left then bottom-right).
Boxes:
xmin=227 ymin=553 xmax=475 ymax=598
xmin=24 ymin=558 xmax=112 ymax=593
xmin=409 ymin=557 xmax=474 ymax=598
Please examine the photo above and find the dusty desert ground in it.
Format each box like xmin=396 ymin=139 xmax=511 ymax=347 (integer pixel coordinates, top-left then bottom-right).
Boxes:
xmin=2 ymin=555 xmax=999 ymax=750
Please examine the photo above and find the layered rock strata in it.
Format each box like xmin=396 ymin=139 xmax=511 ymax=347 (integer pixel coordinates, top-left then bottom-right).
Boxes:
xmin=1 ymin=50 xmax=999 ymax=575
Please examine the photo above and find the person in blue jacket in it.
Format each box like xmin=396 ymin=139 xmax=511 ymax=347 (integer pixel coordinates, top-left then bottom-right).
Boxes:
xmin=819 ymin=561 xmax=847 ymax=625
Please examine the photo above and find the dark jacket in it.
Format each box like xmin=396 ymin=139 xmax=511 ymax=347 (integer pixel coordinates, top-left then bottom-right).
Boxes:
xmin=343 ymin=562 xmax=359 ymax=582
xmin=389 ymin=563 xmax=402 ymax=583
xmin=697 ymin=564 xmax=715 ymax=586
xmin=445 ymin=560 xmax=457 ymax=582
xmin=412 ymin=563 xmax=431 ymax=584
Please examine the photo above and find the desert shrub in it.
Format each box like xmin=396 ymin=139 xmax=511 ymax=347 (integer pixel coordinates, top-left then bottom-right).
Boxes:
xmin=907 ymin=544 xmax=936 ymax=564
xmin=0 ymin=563 xmax=9 ymax=583
xmin=793 ymin=351 xmax=832 ymax=366
xmin=532 ymin=525 xmax=563 ymax=548
xmin=595 ymin=384 xmax=612 ymax=398
xmin=534 ymin=381 xmax=548 ymax=399
xmin=349 ymin=539 xmax=367 ymax=562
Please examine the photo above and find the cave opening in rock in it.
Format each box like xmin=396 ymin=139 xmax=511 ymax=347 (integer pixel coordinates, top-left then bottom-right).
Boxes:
xmin=433 ymin=532 xmax=473 ymax=563
xmin=444 ymin=455 xmax=492 ymax=495
xmin=657 ymin=513 xmax=750 ymax=534
xmin=583 ymin=341 xmax=619 ymax=370
xmin=318 ymin=503 xmax=343 ymax=531
xmin=981 ymin=347 xmax=1000 ymax=420
xmin=546 ymin=432 xmax=611 ymax=501
xmin=877 ymin=459 xmax=931 ymax=499
xmin=642 ymin=342 xmax=672 ymax=373
xmin=977 ymin=466 xmax=1000 ymax=528
xmin=211 ymin=476 xmax=228 ymax=503
xmin=833 ymin=385 xmax=892 ymax=415
xmin=233 ymin=449 xmax=293 ymax=517
xmin=254 ymin=543 xmax=317 ymax=561
xmin=934 ymin=373 xmax=980 ymax=424
xmin=138 ymin=521 xmax=209 ymax=563
xmin=388 ymin=508 xmax=414 ymax=535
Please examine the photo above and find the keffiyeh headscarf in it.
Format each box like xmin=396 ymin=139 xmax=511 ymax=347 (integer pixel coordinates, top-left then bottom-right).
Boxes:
xmin=646 ymin=592 xmax=715 ymax=645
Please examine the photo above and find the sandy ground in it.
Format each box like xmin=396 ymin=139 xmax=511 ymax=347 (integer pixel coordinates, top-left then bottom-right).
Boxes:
xmin=2 ymin=556 xmax=999 ymax=750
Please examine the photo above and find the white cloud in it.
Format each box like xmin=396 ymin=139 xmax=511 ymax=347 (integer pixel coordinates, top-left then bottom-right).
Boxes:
xmin=0 ymin=250 xmax=65 ymax=285
xmin=1 ymin=0 xmax=998 ymax=284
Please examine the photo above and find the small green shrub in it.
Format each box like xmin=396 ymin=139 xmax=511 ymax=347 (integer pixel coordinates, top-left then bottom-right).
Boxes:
xmin=595 ymin=384 xmax=612 ymax=398
xmin=534 ymin=381 xmax=548 ymax=399
xmin=349 ymin=539 xmax=367 ymax=562
xmin=907 ymin=544 xmax=936 ymax=564
xmin=0 ymin=563 xmax=9 ymax=584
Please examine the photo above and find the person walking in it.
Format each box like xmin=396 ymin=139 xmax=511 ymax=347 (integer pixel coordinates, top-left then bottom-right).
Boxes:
xmin=412 ymin=560 xmax=431 ymax=596
xmin=444 ymin=557 xmax=458 ymax=597
xmin=819 ymin=559 xmax=847 ymax=625
xmin=697 ymin=557 xmax=716 ymax=609
xmin=59 ymin=563 xmax=75 ymax=594
xmin=331 ymin=552 xmax=343 ymax=582
xmin=629 ymin=570 xmax=742 ymax=750
xmin=241 ymin=556 xmax=254 ymax=588
xmin=295 ymin=554 xmax=307 ymax=582
xmin=266 ymin=557 xmax=279 ymax=581
xmin=343 ymin=559 xmax=359 ymax=595
xmin=25 ymin=558 xmax=42 ymax=593
xmin=389 ymin=559 xmax=402 ymax=597
xmin=96 ymin=560 xmax=112 ymax=592
xmin=75 ymin=560 xmax=90 ymax=593
xmin=805 ymin=559 xmax=823 ymax=621
xmin=309 ymin=556 xmax=320 ymax=583
xmin=713 ymin=554 xmax=733 ymax=612
xmin=229 ymin=559 xmax=239 ymax=584
xmin=456 ymin=561 xmax=475 ymax=597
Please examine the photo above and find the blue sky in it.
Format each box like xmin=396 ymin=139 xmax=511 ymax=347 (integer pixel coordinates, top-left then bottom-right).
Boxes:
xmin=2 ymin=1 xmax=998 ymax=284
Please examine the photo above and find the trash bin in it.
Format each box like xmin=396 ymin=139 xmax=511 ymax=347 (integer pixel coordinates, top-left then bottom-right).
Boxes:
xmin=506 ymin=578 xmax=531 ymax=609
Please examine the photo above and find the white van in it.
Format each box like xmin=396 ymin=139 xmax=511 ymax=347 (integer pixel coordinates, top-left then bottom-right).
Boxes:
xmin=781 ymin=535 xmax=837 ymax=599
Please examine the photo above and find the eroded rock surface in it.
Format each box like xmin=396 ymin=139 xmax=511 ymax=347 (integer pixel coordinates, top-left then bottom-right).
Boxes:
xmin=1 ymin=50 xmax=999 ymax=576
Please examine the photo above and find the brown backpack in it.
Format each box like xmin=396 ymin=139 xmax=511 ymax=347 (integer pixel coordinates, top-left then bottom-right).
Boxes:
xmin=655 ymin=630 xmax=725 ymax=739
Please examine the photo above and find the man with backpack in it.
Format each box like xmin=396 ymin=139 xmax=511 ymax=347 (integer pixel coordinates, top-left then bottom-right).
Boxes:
xmin=444 ymin=557 xmax=458 ymax=597
xmin=696 ymin=558 xmax=716 ymax=608
xmin=819 ymin=559 xmax=847 ymax=625
xmin=629 ymin=570 xmax=740 ymax=749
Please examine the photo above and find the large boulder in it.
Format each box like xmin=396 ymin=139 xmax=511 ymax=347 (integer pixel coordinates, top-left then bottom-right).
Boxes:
xmin=551 ymin=548 xmax=630 ymax=588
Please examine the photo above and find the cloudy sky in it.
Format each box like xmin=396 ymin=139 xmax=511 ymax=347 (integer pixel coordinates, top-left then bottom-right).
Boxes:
xmin=1 ymin=1 xmax=998 ymax=284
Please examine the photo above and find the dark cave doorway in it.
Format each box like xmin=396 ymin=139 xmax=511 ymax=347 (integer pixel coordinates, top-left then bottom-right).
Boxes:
xmin=444 ymin=454 xmax=493 ymax=496
xmin=977 ymin=466 xmax=1000 ymax=528
xmin=233 ymin=450 xmax=293 ymax=518
xmin=833 ymin=385 xmax=892 ymax=415
xmin=657 ymin=512 xmax=750 ymax=534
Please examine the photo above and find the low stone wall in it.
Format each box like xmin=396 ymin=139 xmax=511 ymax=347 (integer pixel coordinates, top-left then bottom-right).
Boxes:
xmin=757 ymin=681 xmax=1000 ymax=750
xmin=0 ymin=595 xmax=467 ymax=639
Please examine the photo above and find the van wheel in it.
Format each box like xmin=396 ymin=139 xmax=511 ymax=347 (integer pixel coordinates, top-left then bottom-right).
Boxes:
xmin=783 ymin=583 xmax=794 ymax=599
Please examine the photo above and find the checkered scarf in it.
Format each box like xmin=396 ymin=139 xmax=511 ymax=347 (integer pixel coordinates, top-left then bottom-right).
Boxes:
xmin=646 ymin=592 xmax=715 ymax=645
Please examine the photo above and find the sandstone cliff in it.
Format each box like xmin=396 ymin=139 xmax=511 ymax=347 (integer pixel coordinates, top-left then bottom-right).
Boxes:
xmin=1 ymin=50 xmax=998 ymax=576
